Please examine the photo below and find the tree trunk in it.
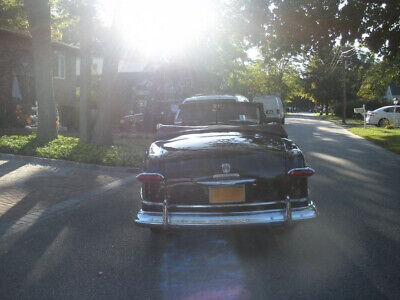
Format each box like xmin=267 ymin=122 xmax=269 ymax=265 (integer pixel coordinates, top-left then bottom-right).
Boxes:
xmin=24 ymin=0 xmax=57 ymax=141
xmin=92 ymin=22 xmax=119 ymax=146
xmin=79 ymin=7 xmax=93 ymax=143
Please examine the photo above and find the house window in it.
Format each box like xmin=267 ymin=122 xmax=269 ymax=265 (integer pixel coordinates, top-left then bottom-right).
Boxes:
xmin=53 ymin=52 xmax=65 ymax=79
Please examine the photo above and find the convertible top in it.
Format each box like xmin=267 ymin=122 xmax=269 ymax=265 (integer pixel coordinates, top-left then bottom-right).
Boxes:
xmin=156 ymin=123 xmax=288 ymax=140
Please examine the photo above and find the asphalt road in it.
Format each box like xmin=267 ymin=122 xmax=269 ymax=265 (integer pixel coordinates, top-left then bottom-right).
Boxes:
xmin=1 ymin=114 xmax=400 ymax=299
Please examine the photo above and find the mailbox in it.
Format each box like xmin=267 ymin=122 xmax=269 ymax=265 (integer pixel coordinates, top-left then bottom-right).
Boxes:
xmin=354 ymin=107 xmax=365 ymax=114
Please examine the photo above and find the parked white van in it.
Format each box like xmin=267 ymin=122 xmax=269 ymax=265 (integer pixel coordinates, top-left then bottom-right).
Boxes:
xmin=253 ymin=95 xmax=285 ymax=124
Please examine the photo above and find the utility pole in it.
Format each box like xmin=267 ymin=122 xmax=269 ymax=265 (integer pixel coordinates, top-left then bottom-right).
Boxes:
xmin=342 ymin=58 xmax=347 ymax=124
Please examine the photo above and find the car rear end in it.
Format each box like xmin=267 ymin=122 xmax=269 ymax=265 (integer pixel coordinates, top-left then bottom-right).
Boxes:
xmin=135 ymin=136 xmax=317 ymax=229
xmin=254 ymin=96 xmax=284 ymax=124
xmin=366 ymin=110 xmax=379 ymax=125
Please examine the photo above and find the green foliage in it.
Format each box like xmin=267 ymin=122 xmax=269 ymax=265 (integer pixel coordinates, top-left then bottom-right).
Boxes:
xmin=233 ymin=0 xmax=400 ymax=59
xmin=0 ymin=0 xmax=79 ymax=42
xmin=226 ymin=59 xmax=305 ymax=101
xmin=348 ymin=127 xmax=400 ymax=154
xmin=49 ymin=0 xmax=79 ymax=41
xmin=302 ymin=47 xmax=379 ymax=111
xmin=385 ymin=125 xmax=395 ymax=130
xmin=358 ymin=60 xmax=400 ymax=100
xmin=340 ymin=0 xmax=400 ymax=58
xmin=0 ymin=0 xmax=28 ymax=29
xmin=0 ymin=134 xmax=151 ymax=167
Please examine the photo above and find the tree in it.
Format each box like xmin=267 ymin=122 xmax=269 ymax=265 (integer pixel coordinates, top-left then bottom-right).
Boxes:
xmin=0 ymin=0 xmax=28 ymax=29
xmin=92 ymin=18 xmax=120 ymax=145
xmin=303 ymin=54 xmax=342 ymax=109
xmin=232 ymin=0 xmax=400 ymax=61
xmin=24 ymin=0 xmax=57 ymax=140
xmin=303 ymin=47 xmax=374 ymax=119
xmin=339 ymin=0 xmax=400 ymax=59
xmin=358 ymin=60 xmax=400 ymax=100
xmin=78 ymin=3 xmax=94 ymax=143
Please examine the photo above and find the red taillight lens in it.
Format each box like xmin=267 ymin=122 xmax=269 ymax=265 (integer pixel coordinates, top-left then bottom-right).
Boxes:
xmin=367 ymin=111 xmax=375 ymax=116
xmin=277 ymin=109 xmax=280 ymax=114
xmin=136 ymin=173 xmax=164 ymax=182
xmin=288 ymin=167 xmax=315 ymax=177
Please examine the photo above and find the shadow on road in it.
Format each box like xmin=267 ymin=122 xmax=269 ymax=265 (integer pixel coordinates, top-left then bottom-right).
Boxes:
xmin=1 ymin=114 xmax=400 ymax=299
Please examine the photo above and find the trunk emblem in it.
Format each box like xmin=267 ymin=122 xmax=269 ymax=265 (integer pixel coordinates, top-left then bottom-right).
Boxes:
xmin=221 ymin=163 xmax=231 ymax=174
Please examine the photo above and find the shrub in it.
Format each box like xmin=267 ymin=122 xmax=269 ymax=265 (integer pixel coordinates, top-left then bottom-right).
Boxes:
xmin=333 ymin=100 xmax=363 ymax=118
xmin=385 ymin=125 xmax=395 ymax=129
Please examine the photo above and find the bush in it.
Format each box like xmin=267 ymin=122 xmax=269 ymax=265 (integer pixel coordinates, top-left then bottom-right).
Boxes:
xmin=385 ymin=125 xmax=395 ymax=129
xmin=364 ymin=98 xmax=390 ymax=111
xmin=333 ymin=98 xmax=389 ymax=118
xmin=333 ymin=100 xmax=363 ymax=118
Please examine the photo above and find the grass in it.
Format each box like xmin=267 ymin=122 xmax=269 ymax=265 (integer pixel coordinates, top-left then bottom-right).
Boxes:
xmin=348 ymin=127 xmax=400 ymax=154
xmin=314 ymin=113 xmax=341 ymax=120
xmin=316 ymin=113 xmax=364 ymax=126
xmin=313 ymin=113 xmax=399 ymax=154
xmin=0 ymin=134 xmax=153 ymax=167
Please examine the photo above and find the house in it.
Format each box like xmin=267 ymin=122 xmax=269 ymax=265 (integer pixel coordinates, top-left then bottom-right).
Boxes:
xmin=117 ymin=57 xmax=223 ymax=106
xmin=384 ymin=83 xmax=400 ymax=102
xmin=0 ymin=26 xmax=78 ymax=129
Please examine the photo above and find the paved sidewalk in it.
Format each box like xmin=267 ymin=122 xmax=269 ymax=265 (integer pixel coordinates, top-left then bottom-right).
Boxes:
xmin=0 ymin=157 xmax=136 ymax=239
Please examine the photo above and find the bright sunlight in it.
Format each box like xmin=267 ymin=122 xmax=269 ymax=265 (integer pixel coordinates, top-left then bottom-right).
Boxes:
xmin=99 ymin=0 xmax=217 ymax=58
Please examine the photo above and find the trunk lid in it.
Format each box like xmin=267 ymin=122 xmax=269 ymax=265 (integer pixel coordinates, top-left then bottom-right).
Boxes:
xmin=150 ymin=131 xmax=287 ymax=179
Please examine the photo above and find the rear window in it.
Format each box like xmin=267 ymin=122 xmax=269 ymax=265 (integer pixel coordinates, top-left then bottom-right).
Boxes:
xmin=383 ymin=107 xmax=393 ymax=112
xmin=175 ymin=102 xmax=261 ymax=125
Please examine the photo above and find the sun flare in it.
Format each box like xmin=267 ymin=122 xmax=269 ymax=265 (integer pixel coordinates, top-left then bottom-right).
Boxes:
xmin=99 ymin=0 xmax=217 ymax=58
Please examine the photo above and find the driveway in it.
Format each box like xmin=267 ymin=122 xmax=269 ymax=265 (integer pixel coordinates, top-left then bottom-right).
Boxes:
xmin=1 ymin=114 xmax=400 ymax=299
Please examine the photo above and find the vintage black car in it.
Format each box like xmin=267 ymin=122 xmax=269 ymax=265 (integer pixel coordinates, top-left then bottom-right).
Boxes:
xmin=135 ymin=95 xmax=317 ymax=232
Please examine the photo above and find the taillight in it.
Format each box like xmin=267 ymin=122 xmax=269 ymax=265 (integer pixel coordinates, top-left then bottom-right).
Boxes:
xmin=367 ymin=111 xmax=375 ymax=116
xmin=288 ymin=167 xmax=315 ymax=177
xmin=277 ymin=109 xmax=280 ymax=114
xmin=136 ymin=173 xmax=165 ymax=182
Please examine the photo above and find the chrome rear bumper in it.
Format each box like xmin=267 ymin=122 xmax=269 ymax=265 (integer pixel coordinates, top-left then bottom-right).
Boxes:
xmin=134 ymin=200 xmax=318 ymax=228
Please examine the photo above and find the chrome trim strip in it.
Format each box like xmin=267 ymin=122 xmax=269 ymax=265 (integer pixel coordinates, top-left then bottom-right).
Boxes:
xmin=197 ymin=179 xmax=256 ymax=186
xmin=212 ymin=173 xmax=240 ymax=179
xmin=136 ymin=172 xmax=165 ymax=181
xmin=141 ymin=200 xmax=284 ymax=208
xmin=140 ymin=197 xmax=309 ymax=208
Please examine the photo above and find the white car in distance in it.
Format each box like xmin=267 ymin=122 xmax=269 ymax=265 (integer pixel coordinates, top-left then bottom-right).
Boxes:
xmin=366 ymin=106 xmax=400 ymax=127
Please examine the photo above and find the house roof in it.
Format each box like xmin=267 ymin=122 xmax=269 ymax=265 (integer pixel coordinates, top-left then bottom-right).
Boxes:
xmin=0 ymin=26 xmax=79 ymax=51
xmin=389 ymin=83 xmax=400 ymax=96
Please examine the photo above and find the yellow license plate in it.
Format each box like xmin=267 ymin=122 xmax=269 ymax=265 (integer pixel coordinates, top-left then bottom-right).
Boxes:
xmin=209 ymin=185 xmax=245 ymax=203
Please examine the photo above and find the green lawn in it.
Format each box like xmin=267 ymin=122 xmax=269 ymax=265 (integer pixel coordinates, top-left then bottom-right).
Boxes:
xmin=0 ymin=134 xmax=152 ymax=167
xmin=316 ymin=113 xmax=364 ymax=126
xmin=314 ymin=113 xmax=399 ymax=154
xmin=348 ymin=127 xmax=400 ymax=154
xmin=314 ymin=113 xmax=341 ymax=121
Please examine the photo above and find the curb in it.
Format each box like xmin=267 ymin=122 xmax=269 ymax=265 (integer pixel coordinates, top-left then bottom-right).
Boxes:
xmin=0 ymin=152 xmax=139 ymax=173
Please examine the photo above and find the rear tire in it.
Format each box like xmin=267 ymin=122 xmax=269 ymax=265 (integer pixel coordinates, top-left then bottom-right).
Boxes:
xmin=281 ymin=117 xmax=285 ymax=124
xmin=378 ymin=118 xmax=389 ymax=127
